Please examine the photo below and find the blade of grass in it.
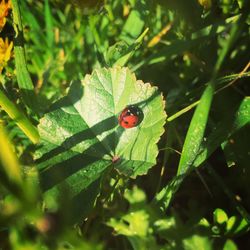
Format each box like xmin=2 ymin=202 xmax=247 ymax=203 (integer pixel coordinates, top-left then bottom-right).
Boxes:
xmin=12 ymin=0 xmax=39 ymax=112
xmin=88 ymin=15 xmax=106 ymax=66
xmin=0 ymin=124 xmax=22 ymax=185
xmin=212 ymin=13 xmax=247 ymax=75
xmin=167 ymin=69 xmax=250 ymax=122
xmin=132 ymin=38 xmax=202 ymax=72
xmin=0 ymin=124 xmax=28 ymax=201
xmin=0 ymin=89 xmax=39 ymax=143
xmin=89 ymin=15 xmax=102 ymax=50
xmin=120 ymin=8 xmax=145 ymax=44
xmin=20 ymin=1 xmax=46 ymax=46
xmin=167 ymin=70 xmax=250 ymax=115
xmin=44 ymin=0 xmax=54 ymax=48
xmin=0 ymin=124 xmax=39 ymax=216
xmin=132 ymin=12 xmax=247 ymax=72
xmin=114 ymin=28 xmax=149 ymax=67
xmin=153 ymin=82 xmax=215 ymax=209
xmin=193 ymin=97 xmax=250 ymax=168
xmin=177 ymin=83 xmax=214 ymax=175
xmin=191 ymin=14 xmax=240 ymax=40
xmin=153 ymin=12 xmax=247 ymax=210
xmin=215 ymin=62 xmax=250 ymax=94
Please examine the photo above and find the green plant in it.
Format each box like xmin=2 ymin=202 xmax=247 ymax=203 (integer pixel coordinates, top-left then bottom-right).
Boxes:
xmin=0 ymin=0 xmax=249 ymax=249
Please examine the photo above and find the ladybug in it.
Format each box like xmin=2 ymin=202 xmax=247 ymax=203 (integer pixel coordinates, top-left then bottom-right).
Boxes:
xmin=118 ymin=105 xmax=143 ymax=129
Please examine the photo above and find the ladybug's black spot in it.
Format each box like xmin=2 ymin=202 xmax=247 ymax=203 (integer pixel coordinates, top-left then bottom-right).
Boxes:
xmin=118 ymin=105 xmax=144 ymax=128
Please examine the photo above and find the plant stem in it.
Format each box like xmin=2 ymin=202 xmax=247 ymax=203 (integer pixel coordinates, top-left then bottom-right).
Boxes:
xmin=0 ymin=124 xmax=22 ymax=185
xmin=167 ymin=100 xmax=200 ymax=122
xmin=12 ymin=0 xmax=39 ymax=112
xmin=0 ymin=89 xmax=39 ymax=143
xmin=167 ymin=70 xmax=250 ymax=122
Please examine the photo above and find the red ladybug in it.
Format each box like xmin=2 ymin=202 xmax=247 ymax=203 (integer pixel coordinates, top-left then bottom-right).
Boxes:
xmin=118 ymin=105 xmax=143 ymax=129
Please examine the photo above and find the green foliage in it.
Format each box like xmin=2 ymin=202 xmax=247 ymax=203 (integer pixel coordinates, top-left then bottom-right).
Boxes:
xmin=36 ymin=67 xmax=166 ymax=219
xmin=0 ymin=0 xmax=249 ymax=249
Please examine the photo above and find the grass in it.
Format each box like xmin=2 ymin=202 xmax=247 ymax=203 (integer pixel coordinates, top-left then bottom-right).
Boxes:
xmin=0 ymin=0 xmax=249 ymax=249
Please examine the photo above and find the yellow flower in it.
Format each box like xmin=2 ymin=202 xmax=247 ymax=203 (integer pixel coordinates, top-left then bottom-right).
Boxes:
xmin=0 ymin=37 xmax=13 ymax=73
xmin=0 ymin=0 xmax=11 ymax=31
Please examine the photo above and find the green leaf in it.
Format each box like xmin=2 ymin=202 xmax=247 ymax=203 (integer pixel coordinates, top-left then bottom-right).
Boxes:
xmin=44 ymin=0 xmax=54 ymax=48
xmin=193 ymin=97 xmax=250 ymax=168
xmin=12 ymin=0 xmax=39 ymax=112
xmin=177 ymin=84 xmax=214 ymax=175
xmin=120 ymin=9 xmax=145 ymax=44
xmin=223 ymin=240 xmax=238 ymax=250
xmin=124 ymin=186 xmax=147 ymax=204
xmin=108 ymin=210 xmax=149 ymax=237
xmin=105 ymin=28 xmax=149 ymax=67
xmin=183 ymin=235 xmax=213 ymax=250
xmin=36 ymin=67 xmax=166 ymax=207
xmin=154 ymin=83 xmax=214 ymax=210
xmin=213 ymin=208 xmax=228 ymax=225
xmin=107 ymin=186 xmax=158 ymax=250
xmin=226 ymin=216 xmax=249 ymax=235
